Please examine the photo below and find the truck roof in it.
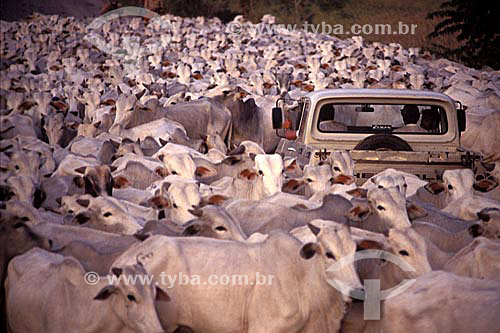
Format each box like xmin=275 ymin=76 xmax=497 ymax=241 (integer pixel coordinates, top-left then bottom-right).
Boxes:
xmin=305 ymin=89 xmax=456 ymax=105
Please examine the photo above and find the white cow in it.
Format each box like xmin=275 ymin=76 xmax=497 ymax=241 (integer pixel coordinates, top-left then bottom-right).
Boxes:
xmin=202 ymin=154 xmax=284 ymax=200
xmin=444 ymin=237 xmax=500 ymax=281
xmin=159 ymin=152 xmax=197 ymax=179
xmin=6 ymin=248 xmax=168 ymax=333
xmin=147 ymin=176 xmax=201 ymax=224
xmin=414 ymin=168 xmax=500 ymax=220
xmin=112 ymin=225 xmax=362 ymax=332
xmin=347 ymin=187 xmax=413 ymax=233
xmin=362 ymin=168 xmax=427 ymax=197
xmin=380 ymin=271 xmax=500 ymax=333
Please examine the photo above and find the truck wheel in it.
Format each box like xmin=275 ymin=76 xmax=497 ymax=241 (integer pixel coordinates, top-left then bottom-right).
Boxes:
xmin=354 ymin=134 xmax=413 ymax=151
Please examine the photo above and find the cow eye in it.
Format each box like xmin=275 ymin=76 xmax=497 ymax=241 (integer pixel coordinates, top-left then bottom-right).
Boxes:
xmin=448 ymin=184 xmax=453 ymax=190
xmin=15 ymin=165 xmax=20 ymax=170
xmin=173 ymin=203 xmax=178 ymax=209
xmin=127 ymin=294 xmax=136 ymax=302
xmin=403 ymin=183 xmax=408 ymax=188
xmin=326 ymin=252 xmax=336 ymax=260
xmin=377 ymin=205 xmax=385 ymax=211
xmin=103 ymin=212 xmax=112 ymax=217
xmin=333 ymin=166 xmax=340 ymax=172
xmin=281 ymin=169 xmax=285 ymax=174
xmin=306 ymin=178 xmax=313 ymax=183
xmin=171 ymin=171 xmax=178 ymax=175
xmin=258 ymin=170 xmax=263 ymax=175
xmin=399 ymin=250 xmax=409 ymax=256
xmin=215 ymin=226 xmax=227 ymax=231
xmin=378 ymin=185 xmax=384 ymax=189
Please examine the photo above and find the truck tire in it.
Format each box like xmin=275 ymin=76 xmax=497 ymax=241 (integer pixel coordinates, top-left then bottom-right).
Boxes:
xmin=354 ymin=134 xmax=413 ymax=151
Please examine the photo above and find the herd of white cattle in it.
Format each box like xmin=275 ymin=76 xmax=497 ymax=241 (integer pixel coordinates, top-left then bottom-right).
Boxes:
xmin=1 ymin=10 xmax=500 ymax=333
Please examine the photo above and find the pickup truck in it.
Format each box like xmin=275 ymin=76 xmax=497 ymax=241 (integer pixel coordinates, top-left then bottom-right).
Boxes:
xmin=272 ymin=89 xmax=486 ymax=184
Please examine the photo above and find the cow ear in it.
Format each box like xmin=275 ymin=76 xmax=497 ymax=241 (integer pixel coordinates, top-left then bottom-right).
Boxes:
xmin=238 ymin=169 xmax=257 ymax=181
xmin=356 ymin=239 xmax=384 ymax=251
xmin=112 ymin=267 xmax=123 ymax=277
xmin=94 ymin=285 xmax=116 ymax=300
xmin=150 ymin=195 xmax=170 ymax=209
xmin=109 ymin=165 xmax=117 ymax=172
xmin=221 ymin=156 xmax=242 ymax=166
xmin=74 ymin=212 xmax=91 ymax=225
xmin=300 ymin=242 xmax=320 ymax=260
xmin=406 ymin=202 xmax=427 ymax=220
xmin=0 ymin=144 xmax=13 ymax=153
xmin=346 ymin=188 xmax=367 ymax=198
xmin=195 ymin=165 xmax=217 ymax=178
xmin=477 ymin=208 xmax=493 ymax=222
xmin=468 ymin=224 xmax=484 ymax=238
xmin=424 ymin=181 xmax=445 ymax=194
xmin=155 ymin=287 xmax=170 ymax=302
xmin=202 ymin=195 xmax=228 ymax=206
xmin=49 ymin=239 xmax=65 ymax=252
xmin=227 ymin=145 xmax=245 ymax=156
xmin=73 ymin=176 xmax=85 ymax=188
xmin=113 ymin=176 xmax=130 ymax=189
xmin=473 ymin=179 xmax=498 ymax=193
xmin=346 ymin=203 xmax=372 ymax=222
xmin=291 ymin=203 xmax=309 ymax=211
xmin=282 ymin=179 xmax=305 ymax=193
xmin=182 ymin=223 xmax=202 ymax=236
xmin=74 ymin=166 xmax=87 ymax=175
xmin=76 ymin=198 xmax=90 ymax=208
xmin=332 ymin=174 xmax=355 ymax=185
xmin=284 ymin=158 xmax=298 ymax=171
xmin=155 ymin=167 xmax=169 ymax=178
xmin=307 ymin=222 xmax=321 ymax=236
xmin=109 ymin=139 xmax=120 ymax=149
xmin=12 ymin=219 xmax=27 ymax=229
xmin=133 ymin=232 xmax=150 ymax=242
xmin=135 ymin=89 xmax=146 ymax=100
xmin=188 ymin=208 xmax=203 ymax=217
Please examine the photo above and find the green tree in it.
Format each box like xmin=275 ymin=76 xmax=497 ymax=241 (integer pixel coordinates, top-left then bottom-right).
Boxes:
xmin=427 ymin=0 xmax=499 ymax=69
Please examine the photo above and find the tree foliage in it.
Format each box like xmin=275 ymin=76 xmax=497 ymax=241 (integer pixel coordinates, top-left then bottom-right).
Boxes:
xmin=427 ymin=0 xmax=499 ymax=69
xmin=160 ymin=0 xmax=344 ymax=23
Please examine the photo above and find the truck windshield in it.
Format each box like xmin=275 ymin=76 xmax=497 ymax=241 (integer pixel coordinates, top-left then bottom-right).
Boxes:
xmin=316 ymin=103 xmax=448 ymax=134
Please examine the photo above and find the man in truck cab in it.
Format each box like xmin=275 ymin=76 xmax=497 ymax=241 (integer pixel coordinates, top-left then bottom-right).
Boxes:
xmin=421 ymin=107 xmax=441 ymax=133
xmin=396 ymin=104 xmax=428 ymax=133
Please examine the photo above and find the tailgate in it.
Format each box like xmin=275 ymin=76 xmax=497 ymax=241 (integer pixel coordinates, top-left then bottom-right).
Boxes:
xmin=276 ymin=139 xmax=471 ymax=183
xmin=351 ymin=150 xmax=467 ymax=183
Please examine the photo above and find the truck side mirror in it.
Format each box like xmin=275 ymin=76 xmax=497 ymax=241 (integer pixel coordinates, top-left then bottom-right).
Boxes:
xmin=272 ymin=107 xmax=283 ymax=129
xmin=457 ymin=108 xmax=466 ymax=132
